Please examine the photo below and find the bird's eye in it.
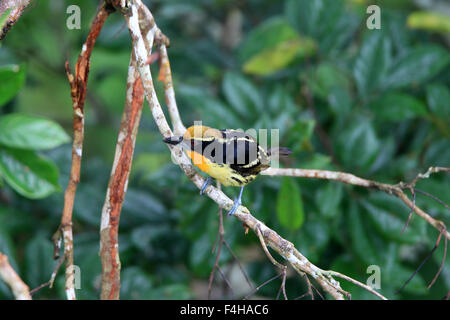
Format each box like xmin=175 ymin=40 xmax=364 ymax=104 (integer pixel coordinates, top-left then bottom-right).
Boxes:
xmin=191 ymin=140 xmax=196 ymax=148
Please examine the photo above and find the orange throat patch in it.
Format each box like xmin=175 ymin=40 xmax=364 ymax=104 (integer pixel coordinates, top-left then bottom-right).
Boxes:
xmin=187 ymin=151 xmax=211 ymax=174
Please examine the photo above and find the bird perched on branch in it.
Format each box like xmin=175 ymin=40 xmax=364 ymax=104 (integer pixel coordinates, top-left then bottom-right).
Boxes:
xmin=164 ymin=125 xmax=291 ymax=215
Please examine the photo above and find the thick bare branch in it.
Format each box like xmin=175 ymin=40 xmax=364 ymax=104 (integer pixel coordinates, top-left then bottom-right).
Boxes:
xmin=99 ymin=52 xmax=144 ymax=300
xmin=0 ymin=251 xmax=31 ymax=300
xmin=0 ymin=0 xmax=30 ymax=41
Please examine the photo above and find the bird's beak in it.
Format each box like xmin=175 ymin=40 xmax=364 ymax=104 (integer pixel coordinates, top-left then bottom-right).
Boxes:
xmin=163 ymin=135 xmax=183 ymax=145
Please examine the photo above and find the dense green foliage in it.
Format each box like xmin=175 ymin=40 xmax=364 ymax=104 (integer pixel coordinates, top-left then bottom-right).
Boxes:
xmin=0 ymin=0 xmax=449 ymax=299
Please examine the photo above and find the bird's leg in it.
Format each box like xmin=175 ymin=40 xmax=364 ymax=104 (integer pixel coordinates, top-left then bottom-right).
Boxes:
xmin=200 ymin=177 xmax=212 ymax=195
xmin=228 ymin=186 xmax=244 ymax=216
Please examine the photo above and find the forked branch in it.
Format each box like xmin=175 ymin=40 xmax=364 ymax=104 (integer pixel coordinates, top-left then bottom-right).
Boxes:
xmin=113 ymin=0 xmax=390 ymax=300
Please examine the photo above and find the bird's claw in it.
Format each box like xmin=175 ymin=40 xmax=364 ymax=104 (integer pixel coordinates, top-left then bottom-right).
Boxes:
xmin=227 ymin=198 xmax=241 ymax=216
xmin=200 ymin=177 xmax=212 ymax=195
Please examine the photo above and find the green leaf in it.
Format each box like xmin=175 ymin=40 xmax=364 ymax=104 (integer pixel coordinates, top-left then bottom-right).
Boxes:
xmin=307 ymin=62 xmax=350 ymax=100
xmin=424 ymin=139 xmax=450 ymax=169
xmin=328 ymin=87 xmax=352 ymax=115
xmin=383 ymin=45 xmax=450 ymax=90
xmin=348 ymin=202 xmax=380 ymax=265
xmin=0 ymin=147 xmax=60 ymax=199
xmin=177 ymin=84 xmax=242 ymax=128
xmin=284 ymin=0 xmax=342 ymax=38
xmin=149 ymin=284 xmax=191 ymax=300
xmin=222 ymin=72 xmax=263 ymax=118
xmin=0 ymin=64 xmax=26 ymax=107
xmin=240 ymin=17 xmax=316 ymax=75
xmin=315 ymin=182 xmax=343 ymax=218
xmin=407 ymin=11 xmax=450 ymax=34
xmin=276 ymin=177 xmax=305 ymax=230
xmin=122 ymin=189 xmax=167 ymax=223
xmin=293 ymin=217 xmax=330 ymax=262
xmin=284 ymin=0 xmax=324 ymax=36
xmin=25 ymin=233 xmax=54 ymax=288
xmin=285 ymin=119 xmax=315 ymax=152
xmin=299 ymin=153 xmax=331 ymax=170
xmin=285 ymin=0 xmax=359 ymax=56
xmin=0 ymin=113 xmax=70 ymax=150
xmin=370 ymin=93 xmax=428 ymax=121
xmin=361 ymin=193 xmax=427 ymax=244
xmin=0 ymin=224 xmax=18 ymax=272
xmin=353 ymin=31 xmax=392 ymax=97
xmin=426 ymin=84 xmax=450 ymax=119
xmin=267 ymin=86 xmax=297 ymax=115
xmin=388 ymin=263 xmax=428 ymax=295
xmin=189 ymin=233 xmax=214 ymax=276
xmin=239 ymin=17 xmax=300 ymax=62
xmin=336 ymin=118 xmax=380 ymax=169
xmin=329 ymin=255 xmax=376 ymax=300
xmin=120 ymin=267 xmax=153 ymax=299
xmin=243 ymin=37 xmax=315 ymax=76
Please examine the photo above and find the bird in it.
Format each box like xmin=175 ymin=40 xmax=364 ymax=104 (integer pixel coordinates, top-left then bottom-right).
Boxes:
xmin=163 ymin=125 xmax=291 ymax=216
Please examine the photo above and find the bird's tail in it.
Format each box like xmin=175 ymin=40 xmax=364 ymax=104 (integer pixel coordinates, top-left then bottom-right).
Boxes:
xmin=267 ymin=147 xmax=292 ymax=158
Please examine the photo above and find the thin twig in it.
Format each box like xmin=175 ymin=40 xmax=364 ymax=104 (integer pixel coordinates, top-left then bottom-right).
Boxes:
xmin=255 ymin=226 xmax=288 ymax=299
xmin=395 ymin=229 xmax=444 ymax=294
xmin=207 ymin=185 xmax=225 ymax=299
xmin=415 ymin=188 xmax=450 ymax=211
xmin=57 ymin=3 xmax=113 ymax=300
xmin=207 ymin=182 xmax=253 ymax=298
xmin=255 ymin=226 xmax=285 ymax=270
xmin=320 ymin=269 xmax=387 ymax=300
xmin=428 ymin=235 xmax=447 ymax=289
xmin=401 ymin=188 xmax=415 ymax=234
xmin=301 ymin=273 xmax=315 ymax=300
xmin=223 ymin=240 xmax=253 ymax=290
xmin=244 ymin=274 xmax=282 ymax=300
xmin=263 ymin=167 xmax=450 ymax=241
xmin=217 ymin=266 xmax=235 ymax=299
xmin=30 ymin=254 xmax=65 ymax=296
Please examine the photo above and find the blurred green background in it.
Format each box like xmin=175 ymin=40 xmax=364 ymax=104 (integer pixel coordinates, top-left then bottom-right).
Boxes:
xmin=0 ymin=0 xmax=449 ymax=300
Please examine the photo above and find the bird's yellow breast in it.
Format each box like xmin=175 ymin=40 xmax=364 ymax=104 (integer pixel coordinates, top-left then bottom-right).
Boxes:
xmin=187 ymin=151 xmax=253 ymax=187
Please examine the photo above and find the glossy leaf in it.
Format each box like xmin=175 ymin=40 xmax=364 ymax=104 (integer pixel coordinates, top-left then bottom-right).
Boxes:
xmin=177 ymin=84 xmax=242 ymax=128
xmin=353 ymin=31 xmax=391 ymax=97
xmin=361 ymin=193 xmax=427 ymax=244
xmin=308 ymin=62 xmax=350 ymax=100
xmin=383 ymin=45 xmax=450 ymax=90
xmin=120 ymin=267 xmax=154 ymax=299
xmin=222 ymin=72 xmax=263 ymax=118
xmin=426 ymin=84 xmax=450 ymax=119
xmin=348 ymin=202 xmax=382 ymax=266
xmin=24 ymin=233 xmax=54 ymax=288
xmin=0 ymin=113 xmax=70 ymax=150
xmin=239 ymin=17 xmax=301 ymax=62
xmin=240 ymin=16 xmax=316 ymax=74
xmin=370 ymin=93 xmax=428 ymax=121
xmin=315 ymin=182 xmax=343 ymax=218
xmin=0 ymin=147 xmax=60 ymax=199
xmin=0 ymin=64 xmax=26 ymax=107
xmin=285 ymin=119 xmax=315 ymax=153
xmin=336 ymin=118 xmax=380 ymax=169
xmin=243 ymin=38 xmax=315 ymax=76
xmin=277 ymin=177 xmax=305 ymax=230
xmin=407 ymin=11 xmax=450 ymax=34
